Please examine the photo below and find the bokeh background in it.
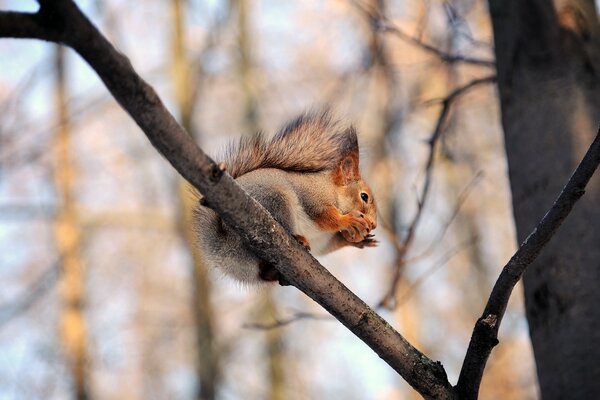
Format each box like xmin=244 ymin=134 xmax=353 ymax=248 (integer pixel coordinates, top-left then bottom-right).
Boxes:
xmin=0 ymin=0 xmax=543 ymax=399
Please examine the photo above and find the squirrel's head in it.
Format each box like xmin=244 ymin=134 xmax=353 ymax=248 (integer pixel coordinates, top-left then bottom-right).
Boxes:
xmin=334 ymin=154 xmax=378 ymax=231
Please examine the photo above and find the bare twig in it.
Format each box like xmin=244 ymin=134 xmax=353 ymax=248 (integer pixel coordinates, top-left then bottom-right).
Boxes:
xmin=396 ymin=236 xmax=478 ymax=307
xmin=380 ymin=21 xmax=495 ymax=67
xmin=379 ymin=76 xmax=495 ymax=309
xmin=0 ymin=262 xmax=60 ymax=329
xmin=0 ymin=2 xmax=455 ymax=397
xmin=243 ymin=310 xmax=333 ymax=330
xmin=406 ymin=172 xmax=483 ymax=263
xmin=442 ymin=1 xmax=492 ymax=50
xmin=423 ymin=75 xmax=497 ymax=108
xmin=351 ymin=0 xmax=495 ymax=67
xmin=455 ymin=128 xmax=600 ymax=399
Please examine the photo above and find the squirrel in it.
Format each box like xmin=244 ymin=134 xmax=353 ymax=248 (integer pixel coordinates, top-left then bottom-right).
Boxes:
xmin=194 ymin=112 xmax=377 ymax=285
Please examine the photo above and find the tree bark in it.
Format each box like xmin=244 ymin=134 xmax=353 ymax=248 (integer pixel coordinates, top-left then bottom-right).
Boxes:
xmin=488 ymin=0 xmax=600 ymax=397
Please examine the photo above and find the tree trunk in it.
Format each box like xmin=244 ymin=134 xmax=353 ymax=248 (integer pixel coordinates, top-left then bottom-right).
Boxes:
xmin=235 ymin=0 xmax=259 ymax=133
xmin=262 ymin=295 xmax=286 ymax=400
xmin=53 ymin=45 xmax=91 ymax=400
xmin=171 ymin=1 xmax=221 ymax=398
xmin=488 ymin=1 xmax=600 ymax=397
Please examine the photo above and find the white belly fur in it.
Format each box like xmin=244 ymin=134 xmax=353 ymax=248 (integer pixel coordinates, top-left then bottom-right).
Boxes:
xmin=295 ymin=209 xmax=334 ymax=255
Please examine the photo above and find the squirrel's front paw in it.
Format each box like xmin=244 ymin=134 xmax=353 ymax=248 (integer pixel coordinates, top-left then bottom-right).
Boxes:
xmin=353 ymin=234 xmax=379 ymax=248
xmin=341 ymin=210 xmax=372 ymax=243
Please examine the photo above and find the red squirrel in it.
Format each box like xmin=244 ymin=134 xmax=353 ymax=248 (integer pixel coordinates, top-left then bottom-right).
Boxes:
xmin=194 ymin=112 xmax=377 ymax=284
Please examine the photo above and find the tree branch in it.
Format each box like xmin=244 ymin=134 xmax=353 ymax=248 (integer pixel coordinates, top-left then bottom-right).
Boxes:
xmin=0 ymin=1 xmax=455 ymax=398
xmin=0 ymin=11 xmax=57 ymax=41
xmin=456 ymin=128 xmax=600 ymax=399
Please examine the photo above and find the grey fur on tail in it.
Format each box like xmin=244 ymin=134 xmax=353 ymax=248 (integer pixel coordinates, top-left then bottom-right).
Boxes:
xmin=222 ymin=111 xmax=358 ymax=179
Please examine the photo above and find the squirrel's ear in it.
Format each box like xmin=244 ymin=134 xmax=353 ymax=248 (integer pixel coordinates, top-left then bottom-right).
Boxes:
xmin=334 ymin=154 xmax=360 ymax=185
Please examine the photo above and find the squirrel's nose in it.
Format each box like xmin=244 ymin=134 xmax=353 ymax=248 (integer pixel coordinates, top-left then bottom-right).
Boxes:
xmin=371 ymin=219 xmax=377 ymax=230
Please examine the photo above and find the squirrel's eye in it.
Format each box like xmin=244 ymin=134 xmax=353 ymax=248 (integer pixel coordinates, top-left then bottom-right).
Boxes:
xmin=360 ymin=192 xmax=369 ymax=202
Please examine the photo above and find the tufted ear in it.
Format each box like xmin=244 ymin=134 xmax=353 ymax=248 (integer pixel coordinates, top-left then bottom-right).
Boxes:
xmin=333 ymin=153 xmax=360 ymax=185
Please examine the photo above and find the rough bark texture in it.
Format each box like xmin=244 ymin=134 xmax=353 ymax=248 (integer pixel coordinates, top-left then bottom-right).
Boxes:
xmin=488 ymin=0 xmax=600 ymax=398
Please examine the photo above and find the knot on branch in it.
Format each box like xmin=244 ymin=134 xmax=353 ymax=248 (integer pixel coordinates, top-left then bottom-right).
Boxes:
xmin=481 ymin=314 xmax=498 ymax=328
xmin=475 ymin=314 xmax=500 ymax=348
xmin=413 ymin=359 xmax=452 ymax=399
xmin=208 ymin=162 xmax=225 ymax=183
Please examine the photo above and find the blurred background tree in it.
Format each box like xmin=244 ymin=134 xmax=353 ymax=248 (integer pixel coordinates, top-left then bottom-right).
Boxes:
xmin=488 ymin=1 xmax=600 ymax=398
xmin=2 ymin=0 xmax=596 ymax=399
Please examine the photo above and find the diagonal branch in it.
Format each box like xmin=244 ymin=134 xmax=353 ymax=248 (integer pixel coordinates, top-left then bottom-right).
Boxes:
xmin=0 ymin=262 xmax=60 ymax=329
xmin=0 ymin=1 xmax=455 ymax=398
xmin=455 ymin=128 xmax=600 ymax=399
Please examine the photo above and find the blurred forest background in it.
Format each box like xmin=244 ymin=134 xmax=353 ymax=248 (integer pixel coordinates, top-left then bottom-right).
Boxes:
xmin=0 ymin=0 xmax=545 ymax=399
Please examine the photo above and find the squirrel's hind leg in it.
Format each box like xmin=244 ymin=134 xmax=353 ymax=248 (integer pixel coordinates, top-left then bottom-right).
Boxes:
xmin=194 ymin=206 xmax=265 ymax=283
xmin=250 ymin=185 xmax=304 ymax=284
xmin=252 ymin=186 xmax=298 ymax=233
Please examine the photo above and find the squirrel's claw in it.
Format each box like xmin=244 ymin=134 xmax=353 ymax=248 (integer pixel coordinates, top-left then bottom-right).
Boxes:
xmin=293 ymin=234 xmax=311 ymax=252
xmin=353 ymin=234 xmax=378 ymax=248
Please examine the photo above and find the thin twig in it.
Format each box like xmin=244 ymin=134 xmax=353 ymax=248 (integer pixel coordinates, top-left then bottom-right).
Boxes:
xmin=396 ymin=236 xmax=478 ymax=307
xmin=405 ymin=171 xmax=483 ymax=264
xmin=0 ymin=262 xmax=60 ymax=329
xmin=379 ymin=77 xmax=495 ymax=309
xmin=423 ymin=75 xmax=497 ymax=108
xmin=380 ymin=21 xmax=495 ymax=67
xmin=351 ymin=0 xmax=495 ymax=67
xmin=243 ymin=311 xmax=333 ymax=330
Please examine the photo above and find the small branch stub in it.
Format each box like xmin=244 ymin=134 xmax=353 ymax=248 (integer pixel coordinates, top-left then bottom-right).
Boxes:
xmin=481 ymin=314 xmax=497 ymax=329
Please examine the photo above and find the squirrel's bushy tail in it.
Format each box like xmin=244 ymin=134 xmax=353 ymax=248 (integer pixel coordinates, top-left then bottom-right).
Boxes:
xmin=222 ymin=112 xmax=358 ymax=178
